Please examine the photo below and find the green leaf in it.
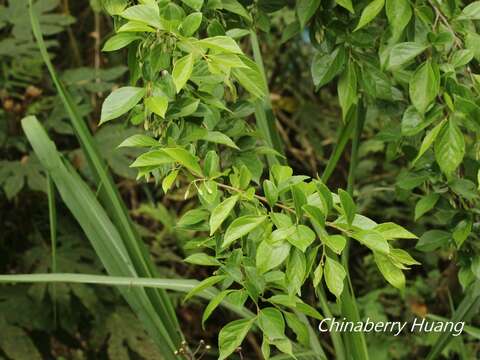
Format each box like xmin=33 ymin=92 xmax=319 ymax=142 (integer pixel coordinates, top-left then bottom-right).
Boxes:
xmin=311 ymin=47 xmax=346 ymax=88
xmin=121 ymin=5 xmax=163 ymax=28
xmin=412 ymin=119 xmax=446 ymax=164
xmin=466 ymin=31 xmax=480 ymax=60
xmin=262 ymin=337 xmax=270 ymax=360
xmin=184 ymin=253 xmax=221 ymax=266
xmin=162 ymin=147 xmax=203 ymax=175
xmin=219 ymin=318 xmax=255 ymax=360
xmin=100 ymin=87 xmax=145 ymax=124
xmin=409 ymin=60 xmax=440 ymax=114
xmin=414 ymin=193 xmax=440 ymax=220
xmin=354 ymin=0 xmax=385 ymax=31
xmin=102 ymin=33 xmax=141 ymax=52
xmin=263 ymin=180 xmax=278 ymax=206
xmin=204 ymin=151 xmax=220 ymax=177
xmin=460 ymin=1 xmax=480 ymax=19
xmin=451 ymin=49 xmax=474 ymax=68
xmin=374 ymin=253 xmax=405 ymax=289
xmin=385 ymin=0 xmax=411 ymax=39
xmin=232 ymin=63 xmax=267 ymax=99
xmin=172 ymin=53 xmax=194 ymax=93
xmin=270 ymin=226 xmax=296 ymax=243
xmin=313 ymin=262 xmax=323 ymax=287
xmin=180 ymin=12 xmax=202 ymax=36
xmin=452 ymin=218 xmax=472 ymax=248
xmin=118 ymin=134 xmax=157 ymax=148
xmin=204 ymin=131 xmax=239 ymax=149
xmin=301 ymin=300 xmax=322 ymax=323
xmin=287 ymin=225 xmax=316 ymax=252
xmin=336 ymin=0 xmax=354 ymax=13
xmin=177 ymin=209 xmax=209 ymax=228
xmin=323 ymin=234 xmax=346 ymax=254
xmin=209 ymin=53 xmax=248 ymax=69
xmin=220 ymin=0 xmax=252 ymax=22
xmin=202 ymin=290 xmax=231 ymax=326
xmin=181 ymin=0 xmax=204 ymax=11
xmin=351 ymin=229 xmax=390 ymax=254
xmin=223 ymin=215 xmax=267 ymax=248
xmin=271 ymin=338 xmax=294 ymax=357
xmin=184 ymin=275 xmax=226 ymax=301
xmin=162 ymin=169 xmax=178 ymax=193
xmin=145 ymin=96 xmax=168 ymax=118
xmin=267 ymin=294 xmax=296 ymax=307
xmin=390 ymin=248 xmax=420 ymax=266
xmin=434 ymin=119 xmax=465 ymax=176
xmin=337 ymin=60 xmax=357 ymax=120
xmin=291 ymin=183 xmax=307 ymax=217
xmin=130 ymin=150 xmax=173 ymax=167
xmin=373 ymin=222 xmax=417 ymax=239
xmin=256 ymin=240 xmax=290 ymax=273
xmin=387 ymin=42 xmax=428 ymax=71
xmin=296 ymin=0 xmax=321 ymax=28
xmin=284 ymin=312 xmax=310 ymax=347
xmin=258 ymin=307 xmax=285 ymax=340
xmin=198 ymin=36 xmax=243 ymax=54
xmin=209 ymin=195 xmax=239 ymax=235
xmin=324 ymin=256 xmax=346 ymax=298
xmin=416 ymin=230 xmax=451 ymax=252
xmin=338 ymin=189 xmax=356 ymax=225
xmin=315 ymin=180 xmax=333 ymax=214
xmin=103 ymin=0 xmax=128 ymax=15
xmin=401 ymin=106 xmax=425 ymax=136
xmin=286 ymin=248 xmax=307 ymax=296
xmin=303 ymin=204 xmax=326 ymax=229
xmin=117 ymin=21 xmax=156 ymax=33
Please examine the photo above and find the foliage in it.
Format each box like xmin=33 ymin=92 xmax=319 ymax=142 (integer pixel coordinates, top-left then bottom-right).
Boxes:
xmin=95 ymin=0 xmax=433 ymax=358
xmin=0 ymin=0 xmax=480 ymax=359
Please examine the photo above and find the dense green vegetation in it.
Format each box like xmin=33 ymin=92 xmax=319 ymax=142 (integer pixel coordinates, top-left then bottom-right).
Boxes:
xmin=0 ymin=0 xmax=479 ymax=359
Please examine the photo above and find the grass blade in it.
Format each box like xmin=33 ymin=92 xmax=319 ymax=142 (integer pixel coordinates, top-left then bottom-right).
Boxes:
xmin=321 ymin=113 xmax=356 ymax=183
xmin=271 ymin=350 xmax=324 ymax=359
xmin=318 ymin=286 xmax=346 ymax=360
xmin=341 ymin=103 xmax=370 ymax=360
xmin=427 ymin=314 xmax=480 ymax=340
xmin=47 ymin=174 xmax=57 ymax=327
xmin=250 ymin=30 xmax=285 ymax=166
xmin=22 ymin=116 xmax=179 ymax=359
xmin=0 ymin=273 xmax=255 ymax=320
xmin=426 ymin=281 xmax=480 ymax=360
xmin=28 ymin=0 xmax=181 ymax=344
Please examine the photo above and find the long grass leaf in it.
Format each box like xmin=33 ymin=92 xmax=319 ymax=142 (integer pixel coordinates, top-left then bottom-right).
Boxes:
xmin=0 ymin=273 xmax=254 ymax=320
xmin=427 ymin=314 xmax=480 ymax=340
xmin=295 ymin=311 xmax=327 ymax=358
xmin=28 ymin=0 xmax=181 ymax=343
xmin=271 ymin=350 xmax=324 ymax=360
xmin=321 ymin=113 xmax=356 ymax=183
xmin=47 ymin=174 xmax=57 ymax=326
xmin=250 ymin=30 xmax=285 ymax=166
xmin=318 ymin=286 xmax=346 ymax=360
xmin=21 ymin=116 xmax=179 ymax=359
xmin=426 ymin=281 xmax=480 ymax=360
xmin=341 ymin=103 xmax=370 ymax=360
